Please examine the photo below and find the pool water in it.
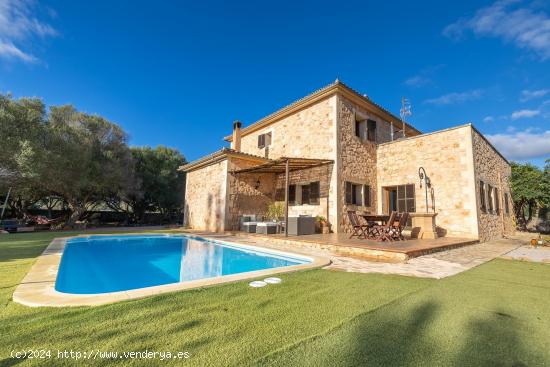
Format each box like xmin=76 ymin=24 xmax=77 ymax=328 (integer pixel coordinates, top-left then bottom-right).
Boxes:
xmin=55 ymin=235 xmax=308 ymax=294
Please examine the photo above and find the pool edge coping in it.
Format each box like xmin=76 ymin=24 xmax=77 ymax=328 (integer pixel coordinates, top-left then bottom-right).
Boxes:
xmin=12 ymin=233 xmax=331 ymax=307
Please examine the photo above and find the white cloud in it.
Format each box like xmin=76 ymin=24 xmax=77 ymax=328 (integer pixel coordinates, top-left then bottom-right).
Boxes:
xmin=403 ymin=64 xmax=445 ymax=88
xmin=443 ymin=0 xmax=550 ymax=60
xmin=487 ymin=129 xmax=550 ymax=160
xmin=404 ymin=75 xmax=430 ymax=87
xmin=0 ymin=39 xmax=36 ymax=62
xmin=520 ymin=89 xmax=549 ymax=102
xmin=0 ymin=0 xmax=57 ymax=63
xmin=424 ymin=90 xmax=483 ymax=105
xmin=511 ymin=109 xmax=540 ymax=119
xmin=483 ymin=116 xmax=495 ymax=122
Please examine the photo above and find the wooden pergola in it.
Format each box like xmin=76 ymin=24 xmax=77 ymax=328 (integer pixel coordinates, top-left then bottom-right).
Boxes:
xmin=231 ymin=157 xmax=333 ymax=236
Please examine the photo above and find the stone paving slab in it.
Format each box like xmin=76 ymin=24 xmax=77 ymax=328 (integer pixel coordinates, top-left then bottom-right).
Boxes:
xmin=501 ymin=246 xmax=550 ymax=263
xmin=327 ymin=238 xmax=524 ymax=278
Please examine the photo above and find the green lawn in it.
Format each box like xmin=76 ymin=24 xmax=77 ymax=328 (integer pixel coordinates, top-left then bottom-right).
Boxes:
xmin=1 ymin=231 xmax=549 ymax=366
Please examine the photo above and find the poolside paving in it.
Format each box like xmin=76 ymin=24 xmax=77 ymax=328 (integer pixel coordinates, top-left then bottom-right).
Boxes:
xmin=500 ymin=245 xmax=550 ymax=263
xmin=195 ymin=232 xmax=528 ymax=279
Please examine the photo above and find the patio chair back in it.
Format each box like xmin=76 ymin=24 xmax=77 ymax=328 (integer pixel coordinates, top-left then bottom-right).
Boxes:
xmin=386 ymin=211 xmax=397 ymax=228
xmin=397 ymin=212 xmax=409 ymax=229
xmin=347 ymin=211 xmax=360 ymax=227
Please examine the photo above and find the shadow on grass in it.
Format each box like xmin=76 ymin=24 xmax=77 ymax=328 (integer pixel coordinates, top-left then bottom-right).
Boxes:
xmin=452 ymin=309 xmax=540 ymax=367
xmin=346 ymin=301 xmax=439 ymax=366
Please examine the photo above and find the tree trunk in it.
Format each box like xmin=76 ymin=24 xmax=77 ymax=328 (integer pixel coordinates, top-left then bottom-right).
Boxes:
xmin=64 ymin=204 xmax=85 ymax=229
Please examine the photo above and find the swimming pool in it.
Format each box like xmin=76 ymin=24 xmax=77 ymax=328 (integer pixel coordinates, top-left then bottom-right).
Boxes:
xmin=55 ymin=235 xmax=310 ymax=294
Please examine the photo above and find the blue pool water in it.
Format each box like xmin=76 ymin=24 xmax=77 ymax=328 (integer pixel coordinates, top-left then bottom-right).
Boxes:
xmin=55 ymin=235 xmax=308 ymax=294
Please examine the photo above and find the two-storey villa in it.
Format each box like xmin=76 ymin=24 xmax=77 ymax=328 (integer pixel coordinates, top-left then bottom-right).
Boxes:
xmin=180 ymin=80 xmax=514 ymax=242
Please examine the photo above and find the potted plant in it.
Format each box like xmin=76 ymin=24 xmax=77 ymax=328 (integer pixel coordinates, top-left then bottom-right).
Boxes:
xmin=266 ymin=202 xmax=284 ymax=222
xmin=316 ymin=216 xmax=330 ymax=234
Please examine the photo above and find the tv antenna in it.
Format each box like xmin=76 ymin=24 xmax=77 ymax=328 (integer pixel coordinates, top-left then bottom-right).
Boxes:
xmin=399 ymin=97 xmax=412 ymax=138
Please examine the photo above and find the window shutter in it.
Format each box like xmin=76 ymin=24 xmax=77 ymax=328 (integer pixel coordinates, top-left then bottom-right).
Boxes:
xmin=265 ymin=132 xmax=272 ymax=146
xmin=288 ymin=185 xmax=296 ymax=204
xmin=367 ymin=119 xmax=377 ymax=142
xmin=479 ymin=180 xmax=486 ymax=211
xmin=301 ymin=184 xmax=310 ymax=204
xmin=345 ymin=182 xmax=352 ymax=205
xmin=487 ymin=185 xmax=493 ymax=212
xmin=258 ymin=134 xmax=265 ymax=148
xmin=494 ymin=188 xmax=500 ymax=213
xmin=309 ymin=182 xmax=320 ymax=205
xmin=363 ymin=185 xmax=371 ymax=206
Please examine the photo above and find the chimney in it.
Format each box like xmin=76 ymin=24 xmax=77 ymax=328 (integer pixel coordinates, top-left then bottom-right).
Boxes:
xmin=231 ymin=120 xmax=242 ymax=151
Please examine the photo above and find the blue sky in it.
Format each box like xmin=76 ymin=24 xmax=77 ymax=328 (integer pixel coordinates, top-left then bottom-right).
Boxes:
xmin=1 ymin=0 xmax=549 ymax=166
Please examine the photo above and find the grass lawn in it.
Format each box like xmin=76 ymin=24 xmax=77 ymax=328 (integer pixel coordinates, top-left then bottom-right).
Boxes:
xmin=1 ymin=231 xmax=549 ymax=366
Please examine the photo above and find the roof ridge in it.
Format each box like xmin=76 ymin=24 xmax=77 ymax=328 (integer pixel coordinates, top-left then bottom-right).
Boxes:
xmin=224 ymin=80 xmax=420 ymax=141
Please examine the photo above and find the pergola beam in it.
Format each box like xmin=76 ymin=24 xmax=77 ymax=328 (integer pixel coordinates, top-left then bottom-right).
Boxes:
xmin=230 ymin=157 xmax=333 ymax=175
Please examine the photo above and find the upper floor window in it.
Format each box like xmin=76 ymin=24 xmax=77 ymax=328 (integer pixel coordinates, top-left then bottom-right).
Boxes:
xmin=354 ymin=116 xmax=377 ymax=143
xmin=258 ymin=132 xmax=272 ymax=148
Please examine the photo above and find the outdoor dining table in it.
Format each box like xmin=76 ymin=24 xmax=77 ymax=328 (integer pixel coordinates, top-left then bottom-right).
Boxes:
xmin=358 ymin=213 xmax=400 ymax=225
xmin=360 ymin=214 xmax=391 ymax=224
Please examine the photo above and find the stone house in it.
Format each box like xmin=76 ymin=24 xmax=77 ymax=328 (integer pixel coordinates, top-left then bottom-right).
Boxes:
xmin=180 ymin=80 xmax=514 ymax=242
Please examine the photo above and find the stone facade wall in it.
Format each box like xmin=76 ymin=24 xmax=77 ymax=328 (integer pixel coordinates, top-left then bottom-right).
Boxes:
xmin=239 ymin=97 xmax=336 ymax=160
xmin=337 ymin=95 xmax=379 ymax=232
xmin=238 ymin=96 xmax=339 ymax=227
xmin=472 ymin=129 xmax=515 ymax=241
xmin=184 ymin=159 xmax=228 ymax=232
xmin=377 ymin=125 xmax=479 ymax=239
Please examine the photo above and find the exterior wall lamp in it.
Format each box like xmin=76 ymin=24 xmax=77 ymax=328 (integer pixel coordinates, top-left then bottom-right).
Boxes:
xmin=418 ymin=167 xmax=431 ymax=213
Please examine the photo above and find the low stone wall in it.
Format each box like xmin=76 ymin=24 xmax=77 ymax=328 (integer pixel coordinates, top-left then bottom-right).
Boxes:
xmin=184 ymin=160 xmax=228 ymax=232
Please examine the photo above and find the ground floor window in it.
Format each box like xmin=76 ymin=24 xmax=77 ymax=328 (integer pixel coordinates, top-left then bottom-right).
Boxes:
xmin=288 ymin=181 xmax=320 ymax=205
xmin=383 ymin=184 xmax=415 ymax=214
xmin=345 ymin=182 xmax=371 ymax=206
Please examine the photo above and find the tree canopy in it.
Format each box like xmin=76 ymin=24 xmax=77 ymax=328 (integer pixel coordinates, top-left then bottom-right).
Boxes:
xmin=0 ymin=93 xmax=186 ymax=227
xmin=510 ymin=161 xmax=550 ymax=230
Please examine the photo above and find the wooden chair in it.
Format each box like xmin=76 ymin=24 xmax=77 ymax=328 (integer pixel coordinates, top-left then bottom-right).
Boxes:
xmin=390 ymin=212 xmax=409 ymax=241
xmin=347 ymin=211 xmax=369 ymax=239
xmin=370 ymin=211 xmax=397 ymax=241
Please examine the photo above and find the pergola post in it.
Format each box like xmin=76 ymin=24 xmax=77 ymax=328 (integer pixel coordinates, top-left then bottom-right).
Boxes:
xmin=284 ymin=158 xmax=289 ymax=237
